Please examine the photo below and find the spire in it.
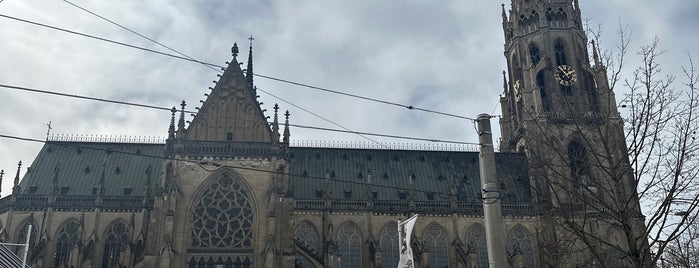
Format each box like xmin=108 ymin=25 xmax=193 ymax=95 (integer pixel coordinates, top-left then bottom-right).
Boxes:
xmin=272 ymin=104 xmax=280 ymax=143
xmin=168 ymin=106 xmax=177 ymax=139
xmin=501 ymin=3 xmax=507 ymax=24
xmin=283 ymin=110 xmax=290 ymax=144
xmin=177 ymin=100 xmax=186 ymax=139
xmin=13 ymin=161 xmax=21 ymax=187
xmin=246 ymin=35 xmax=255 ymax=94
xmin=12 ymin=161 xmax=21 ymax=195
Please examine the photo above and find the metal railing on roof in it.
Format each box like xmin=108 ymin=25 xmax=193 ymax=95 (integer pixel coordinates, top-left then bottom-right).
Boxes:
xmin=48 ymin=133 xmax=166 ymax=144
xmin=290 ymin=140 xmax=479 ymax=152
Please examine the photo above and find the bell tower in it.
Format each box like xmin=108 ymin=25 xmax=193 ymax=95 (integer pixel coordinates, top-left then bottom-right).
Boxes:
xmin=498 ymin=1 xmax=646 ymax=266
xmin=498 ymin=0 xmax=617 ymax=152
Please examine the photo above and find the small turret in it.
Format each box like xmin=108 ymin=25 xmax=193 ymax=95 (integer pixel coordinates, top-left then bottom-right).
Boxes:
xmin=177 ymin=101 xmax=186 ymax=139
xmin=12 ymin=161 xmax=21 ymax=194
xmin=272 ymin=104 xmax=280 ymax=143
xmin=283 ymin=110 xmax=291 ymax=144
xmin=168 ymin=106 xmax=177 ymax=139
xmin=246 ymin=36 xmax=255 ymax=95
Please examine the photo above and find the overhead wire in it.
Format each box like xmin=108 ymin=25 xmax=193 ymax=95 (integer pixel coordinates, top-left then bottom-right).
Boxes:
xmin=0 ymin=83 xmax=478 ymax=145
xmin=57 ymin=2 xmax=387 ymax=148
xmin=0 ymin=12 xmax=476 ymax=121
xmin=0 ymin=133 xmax=466 ymax=198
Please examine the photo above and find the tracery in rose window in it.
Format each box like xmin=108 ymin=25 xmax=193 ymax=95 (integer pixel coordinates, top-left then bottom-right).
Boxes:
xmin=190 ymin=173 xmax=254 ymax=249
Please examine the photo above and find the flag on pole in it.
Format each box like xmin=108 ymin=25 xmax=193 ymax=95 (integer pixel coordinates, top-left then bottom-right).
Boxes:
xmin=397 ymin=214 xmax=418 ymax=268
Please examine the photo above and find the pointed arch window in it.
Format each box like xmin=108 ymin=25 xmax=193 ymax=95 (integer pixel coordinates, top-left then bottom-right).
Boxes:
xmin=190 ymin=173 xmax=254 ymax=250
xmin=554 ymin=41 xmax=567 ymax=66
xmin=465 ymin=224 xmax=489 ymax=267
xmin=506 ymin=225 xmax=535 ymax=267
xmin=529 ymin=44 xmax=541 ymax=66
xmin=568 ymin=140 xmax=594 ymax=190
xmin=337 ymin=223 xmax=361 ymax=268
xmin=102 ymin=221 xmax=130 ymax=268
xmin=15 ymin=219 xmax=38 ymax=258
xmin=55 ymin=220 xmax=80 ymax=268
xmin=537 ymin=71 xmax=551 ymax=112
xmin=294 ymin=221 xmax=320 ymax=267
xmin=379 ymin=223 xmax=399 ymax=267
xmin=424 ymin=224 xmax=448 ymax=268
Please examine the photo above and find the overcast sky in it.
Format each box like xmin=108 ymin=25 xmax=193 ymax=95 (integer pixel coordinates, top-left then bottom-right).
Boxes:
xmin=0 ymin=0 xmax=697 ymax=197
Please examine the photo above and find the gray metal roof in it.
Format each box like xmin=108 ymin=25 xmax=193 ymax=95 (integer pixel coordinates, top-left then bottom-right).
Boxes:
xmin=18 ymin=142 xmax=164 ymax=196
xmin=15 ymin=142 xmax=532 ymax=206
xmin=287 ymin=147 xmax=532 ymax=204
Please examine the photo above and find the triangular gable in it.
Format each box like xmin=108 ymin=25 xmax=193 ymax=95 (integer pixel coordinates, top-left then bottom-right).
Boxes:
xmin=186 ymin=48 xmax=272 ymax=142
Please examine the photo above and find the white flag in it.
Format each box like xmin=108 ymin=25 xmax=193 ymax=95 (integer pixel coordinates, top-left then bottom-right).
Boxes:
xmin=397 ymin=214 xmax=418 ymax=268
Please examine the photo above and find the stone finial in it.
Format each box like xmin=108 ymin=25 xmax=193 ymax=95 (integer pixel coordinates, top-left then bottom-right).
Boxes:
xmin=501 ymin=3 xmax=507 ymax=22
xmin=232 ymin=42 xmax=239 ymax=58
xmin=502 ymin=70 xmax=508 ymax=93
xmin=168 ymin=106 xmax=177 ymax=139
xmin=283 ymin=110 xmax=291 ymax=144
xmin=272 ymin=104 xmax=280 ymax=143
xmin=13 ymin=161 xmax=21 ymax=186
xmin=246 ymin=36 xmax=255 ymax=92
xmin=177 ymin=100 xmax=187 ymax=139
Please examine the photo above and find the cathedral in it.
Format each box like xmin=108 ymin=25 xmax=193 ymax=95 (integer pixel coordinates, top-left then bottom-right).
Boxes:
xmin=0 ymin=0 xmax=647 ymax=267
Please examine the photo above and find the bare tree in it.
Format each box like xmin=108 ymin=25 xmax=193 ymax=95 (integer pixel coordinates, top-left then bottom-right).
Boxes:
xmin=516 ymin=26 xmax=699 ymax=267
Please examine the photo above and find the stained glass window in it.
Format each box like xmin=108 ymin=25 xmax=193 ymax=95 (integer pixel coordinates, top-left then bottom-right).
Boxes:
xmin=529 ymin=44 xmax=541 ymax=66
xmin=295 ymin=221 xmax=319 ymax=253
xmin=337 ymin=223 xmax=361 ymax=268
xmin=465 ymin=224 xmax=489 ymax=268
xmin=568 ymin=140 xmax=593 ymax=188
xmin=55 ymin=220 xmax=80 ymax=268
xmin=102 ymin=221 xmax=130 ymax=268
xmin=555 ymin=41 xmax=567 ymax=66
xmin=506 ymin=225 xmax=535 ymax=268
xmin=380 ymin=222 xmax=399 ymax=267
xmin=424 ymin=223 xmax=448 ymax=268
xmin=190 ymin=173 xmax=254 ymax=249
xmin=15 ymin=219 xmax=37 ymax=256
xmin=295 ymin=221 xmax=320 ymax=267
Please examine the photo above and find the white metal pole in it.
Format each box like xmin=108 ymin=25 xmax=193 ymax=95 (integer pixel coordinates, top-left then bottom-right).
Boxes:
xmin=476 ymin=114 xmax=507 ymax=267
xmin=22 ymin=224 xmax=31 ymax=268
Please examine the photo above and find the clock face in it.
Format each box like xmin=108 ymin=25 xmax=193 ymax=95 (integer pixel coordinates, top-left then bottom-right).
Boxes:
xmin=555 ymin=65 xmax=577 ymax=86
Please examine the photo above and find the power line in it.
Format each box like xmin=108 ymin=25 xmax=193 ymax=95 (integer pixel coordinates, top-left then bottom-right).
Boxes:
xmin=0 ymin=133 xmax=461 ymax=197
xmin=255 ymin=87 xmax=388 ymax=148
xmin=55 ymin=3 xmax=385 ymax=148
xmin=61 ymin=0 xmax=220 ymax=74
xmin=0 ymin=83 xmax=478 ymax=145
xmin=254 ymin=73 xmax=475 ymax=120
xmin=0 ymin=12 xmax=475 ymax=121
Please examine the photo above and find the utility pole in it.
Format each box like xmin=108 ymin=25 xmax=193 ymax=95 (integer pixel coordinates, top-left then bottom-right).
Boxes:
xmin=476 ymin=114 xmax=507 ymax=267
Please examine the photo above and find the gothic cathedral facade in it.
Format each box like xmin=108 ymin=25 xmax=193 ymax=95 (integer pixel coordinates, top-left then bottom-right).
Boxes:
xmin=0 ymin=0 xmax=646 ymax=267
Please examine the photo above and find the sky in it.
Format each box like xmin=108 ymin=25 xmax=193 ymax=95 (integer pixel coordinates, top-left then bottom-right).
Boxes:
xmin=0 ymin=0 xmax=697 ymax=197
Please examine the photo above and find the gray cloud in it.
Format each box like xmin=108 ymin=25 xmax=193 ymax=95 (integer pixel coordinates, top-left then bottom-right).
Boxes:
xmin=0 ymin=0 xmax=695 ymax=196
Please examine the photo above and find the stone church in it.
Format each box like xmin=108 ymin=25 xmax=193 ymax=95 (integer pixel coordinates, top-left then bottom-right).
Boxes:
xmin=0 ymin=0 xmax=646 ymax=267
